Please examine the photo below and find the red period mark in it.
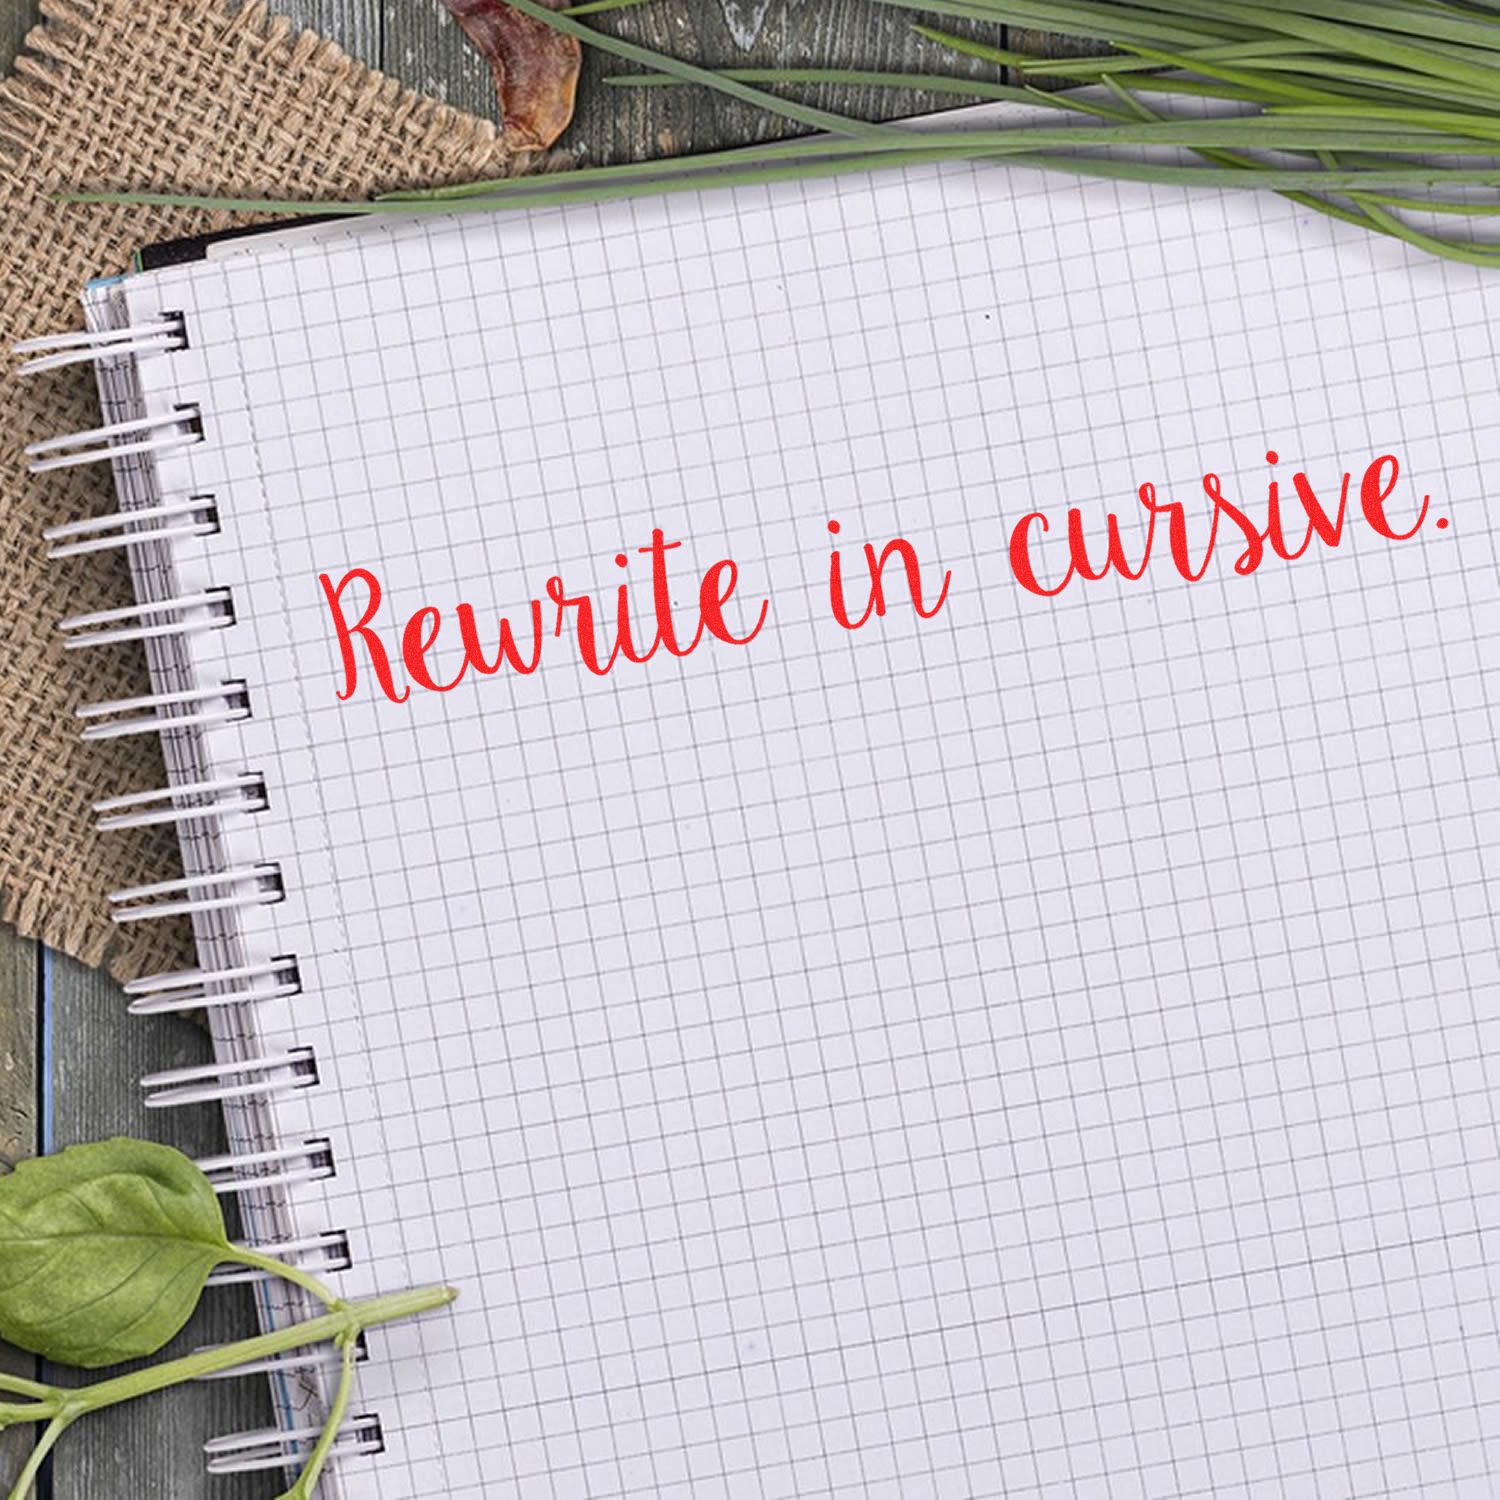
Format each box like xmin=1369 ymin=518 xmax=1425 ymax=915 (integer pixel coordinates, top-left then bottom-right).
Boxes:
xmin=1010 ymin=451 xmax=1443 ymax=598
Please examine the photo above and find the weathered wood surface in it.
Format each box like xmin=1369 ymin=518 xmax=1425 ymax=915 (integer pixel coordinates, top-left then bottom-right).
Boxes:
xmin=41 ymin=954 xmax=272 ymax=1500
xmin=0 ymin=0 xmax=1025 ymax=1493
xmin=0 ymin=929 xmax=36 ymax=1486
xmin=373 ymin=2 xmax=1003 ymax=157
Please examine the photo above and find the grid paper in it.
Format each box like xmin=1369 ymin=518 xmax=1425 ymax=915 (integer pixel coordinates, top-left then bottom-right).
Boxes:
xmin=124 ymin=156 xmax=1500 ymax=1500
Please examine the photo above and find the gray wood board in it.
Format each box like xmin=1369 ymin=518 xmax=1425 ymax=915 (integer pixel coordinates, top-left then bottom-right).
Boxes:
xmin=0 ymin=927 xmax=37 ymax=1485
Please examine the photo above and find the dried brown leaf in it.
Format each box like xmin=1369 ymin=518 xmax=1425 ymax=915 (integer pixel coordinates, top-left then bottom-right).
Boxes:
xmin=442 ymin=0 xmax=582 ymax=152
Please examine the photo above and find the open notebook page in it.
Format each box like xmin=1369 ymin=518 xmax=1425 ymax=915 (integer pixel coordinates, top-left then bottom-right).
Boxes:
xmin=122 ymin=158 xmax=1500 ymax=1500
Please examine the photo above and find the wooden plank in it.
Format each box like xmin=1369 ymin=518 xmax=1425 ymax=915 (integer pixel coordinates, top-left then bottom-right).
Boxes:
xmin=0 ymin=926 xmax=38 ymax=1488
xmin=274 ymin=0 xmax=383 ymax=70
xmin=561 ymin=6 xmax=1002 ymax=163
xmin=382 ymin=1 xmax=497 ymax=120
xmin=0 ymin=0 xmax=36 ymax=67
xmin=0 ymin=931 xmax=35 ymax=1178
xmin=45 ymin=953 xmax=272 ymax=1500
xmin=376 ymin=3 xmax=1003 ymax=168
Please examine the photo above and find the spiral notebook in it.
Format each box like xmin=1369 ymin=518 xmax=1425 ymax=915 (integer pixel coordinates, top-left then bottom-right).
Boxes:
xmin=20 ymin=145 xmax=1500 ymax=1499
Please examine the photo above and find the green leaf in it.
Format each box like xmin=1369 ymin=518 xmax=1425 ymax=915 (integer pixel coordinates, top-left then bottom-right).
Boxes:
xmin=0 ymin=1139 xmax=232 ymax=1368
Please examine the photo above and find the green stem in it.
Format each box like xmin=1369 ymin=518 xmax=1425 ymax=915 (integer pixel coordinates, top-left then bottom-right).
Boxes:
xmin=229 ymin=1246 xmax=342 ymax=1310
xmin=64 ymin=144 xmax=991 ymax=216
xmin=0 ymin=1405 xmax=55 ymax=1433
xmin=50 ymin=1286 xmax=453 ymax=1415
xmin=6 ymin=1415 xmax=72 ymax=1500
xmin=378 ymin=132 xmax=926 ymax=202
xmin=0 ymin=1286 xmax=454 ymax=1500
xmin=276 ymin=1334 xmax=358 ymax=1500
xmin=0 ymin=1377 xmax=53 ymax=1404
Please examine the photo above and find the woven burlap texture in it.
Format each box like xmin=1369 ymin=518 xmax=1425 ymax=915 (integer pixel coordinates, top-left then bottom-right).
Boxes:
xmin=1 ymin=0 xmax=511 ymax=980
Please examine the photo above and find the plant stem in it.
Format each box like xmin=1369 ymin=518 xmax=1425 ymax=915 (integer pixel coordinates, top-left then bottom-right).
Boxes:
xmin=0 ymin=1286 xmax=453 ymax=1499
xmin=0 ymin=1405 xmax=55 ymax=1433
xmin=69 ymin=1286 xmax=453 ymax=1412
xmin=5 ymin=1415 xmax=72 ymax=1500
xmin=230 ymin=1246 xmax=342 ymax=1311
xmin=276 ymin=1334 xmax=358 ymax=1500
xmin=0 ymin=1378 xmax=53 ymax=1404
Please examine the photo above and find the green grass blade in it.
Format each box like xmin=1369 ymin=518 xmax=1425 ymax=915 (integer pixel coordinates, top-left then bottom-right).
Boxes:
xmin=562 ymin=0 xmax=656 ymax=13
xmin=379 ymin=136 xmax=946 ymax=203
xmin=1011 ymin=39 xmax=1330 ymax=79
xmin=69 ymin=153 xmax=1500 ymax=222
xmin=62 ymin=148 xmax=987 ymax=218
xmin=1347 ymin=193 xmax=1500 ymax=263
xmin=877 ymin=0 xmax=1252 ymax=49
xmin=1270 ymin=101 xmax=1500 ymax=144
xmin=1005 ymin=154 xmax=1500 ymax=191
xmin=908 ymin=25 xmax=1033 ymax=69
xmin=1359 ymin=192 xmax=1500 ymax=216
xmin=1108 ymin=0 xmax=1500 ymax=94
xmin=1179 ymin=0 xmax=1500 ymax=54
xmin=602 ymin=68 xmax=1041 ymax=104
xmin=1120 ymin=43 xmax=1342 ymax=103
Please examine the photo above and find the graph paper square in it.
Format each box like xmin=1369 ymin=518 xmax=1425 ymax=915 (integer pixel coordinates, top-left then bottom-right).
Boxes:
xmin=123 ymin=152 xmax=1500 ymax=1500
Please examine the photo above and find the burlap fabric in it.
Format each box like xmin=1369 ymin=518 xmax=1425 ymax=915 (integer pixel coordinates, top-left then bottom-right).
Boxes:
xmin=1 ymin=0 xmax=511 ymax=978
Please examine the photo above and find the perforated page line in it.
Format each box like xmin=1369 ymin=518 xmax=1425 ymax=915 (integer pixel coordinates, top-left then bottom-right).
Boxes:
xmin=128 ymin=157 xmax=1500 ymax=1500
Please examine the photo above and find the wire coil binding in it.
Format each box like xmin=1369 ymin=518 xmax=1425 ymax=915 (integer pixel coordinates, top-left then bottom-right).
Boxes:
xmin=139 ymin=1048 xmax=319 ymax=1110
xmin=58 ymin=588 xmax=234 ymax=650
xmin=206 ymin=1231 xmax=352 ymax=1287
xmin=44 ymin=496 xmax=218 ymax=558
xmin=76 ymin=681 xmax=251 ymax=740
xmin=122 ymin=957 xmax=300 ymax=1014
xmin=14 ymin=314 xmax=186 ymax=375
xmin=204 ymin=1417 xmax=385 ymax=1476
xmin=94 ymin=773 xmax=270 ymax=832
xmin=25 ymin=406 xmax=203 ymax=472
xmin=107 ymin=864 xmax=285 ymax=924
xmin=196 ymin=1140 xmax=337 ymax=1197
xmin=20 ymin=312 xmax=370 ymax=1481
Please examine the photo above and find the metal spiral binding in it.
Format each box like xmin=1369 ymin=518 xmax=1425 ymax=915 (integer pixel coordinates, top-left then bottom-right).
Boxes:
xmin=20 ymin=310 xmax=384 ymax=1488
xmin=196 ymin=1141 xmax=337 ymax=1197
xmin=123 ymin=956 xmax=299 ymax=1014
xmin=204 ymin=1417 xmax=385 ymax=1477
xmin=76 ymin=681 xmax=251 ymax=740
xmin=58 ymin=589 xmax=234 ymax=650
xmin=45 ymin=496 xmax=219 ymax=558
xmin=194 ymin=1334 xmax=370 ymax=1384
xmin=14 ymin=314 xmax=186 ymax=375
xmin=139 ymin=1048 xmax=319 ymax=1110
xmin=107 ymin=864 xmax=286 ymax=924
xmin=25 ymin=406 xmax=204 ymax=471
xmin=94 ymin=774 xmax=269 ymax=832
xmin=207 ymin=1231 xmax=352 ymax=1287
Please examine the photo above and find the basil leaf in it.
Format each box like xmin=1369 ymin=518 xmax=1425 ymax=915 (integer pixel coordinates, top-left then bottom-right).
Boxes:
xmin=0 ymin=1139 xmax=232 ymax=1368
